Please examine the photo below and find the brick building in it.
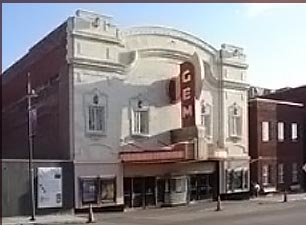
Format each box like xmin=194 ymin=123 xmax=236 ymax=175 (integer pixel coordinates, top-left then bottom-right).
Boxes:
xmin=264 ymin=85 xmax=306 ymax=190
xmin=249 ymin=96 xmax=305 ymax=193
xmin=2 ymin=10 xmax=250 ymax=216
xmin=2 ymin=23 xmax=74 ymax=217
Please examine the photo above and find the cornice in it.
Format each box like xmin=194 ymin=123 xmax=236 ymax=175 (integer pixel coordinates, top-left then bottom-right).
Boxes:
xmin=70 ymin=57 xmax=126 ymax=74
xmin=223 ymin=80 xmax=250 ymax=91
xmin=72 ymin=31 xmax=124 ymax=47
xmin=122 ymin=26 xmax=218 ymax=56
xmin=223 ymin=60 xmax=249 ymax=69
xmin=137 ymin=48 xmax=191 ymax=61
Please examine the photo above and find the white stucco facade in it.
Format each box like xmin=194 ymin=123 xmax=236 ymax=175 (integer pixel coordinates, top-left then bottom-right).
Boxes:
xmin=66 ymin=10 xmax=250 ymax=209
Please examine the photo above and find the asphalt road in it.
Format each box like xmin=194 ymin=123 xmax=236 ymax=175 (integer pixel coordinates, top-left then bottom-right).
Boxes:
xmin=76 ymin=200 xmax=306 ymax=225
xmin=183 ymin=202 xmax=306 ymax=225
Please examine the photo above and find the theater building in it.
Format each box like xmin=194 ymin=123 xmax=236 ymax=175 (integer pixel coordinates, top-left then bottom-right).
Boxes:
xmin=2 ymin=10 xmax=250 ymax=215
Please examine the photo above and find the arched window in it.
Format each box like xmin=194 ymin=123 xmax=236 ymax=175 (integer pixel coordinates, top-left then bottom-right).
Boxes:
xmin=200 ymin=102 xmax=212 ymax=138
xmin=228 ymin=103 xmax=242 ymax=138
xmin=85 ymin=89 xmax=107 ymax=136
xmin=130 ymin=97 xmax=149 ymax=136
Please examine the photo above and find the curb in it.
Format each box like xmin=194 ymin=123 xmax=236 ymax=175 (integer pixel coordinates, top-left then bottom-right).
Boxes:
xmin=2 ymin=218 xmax=87 ymax=225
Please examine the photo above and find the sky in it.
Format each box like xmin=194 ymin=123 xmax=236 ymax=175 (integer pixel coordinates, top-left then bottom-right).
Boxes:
xmin=2 ymin=3 xmax=306 ymax=89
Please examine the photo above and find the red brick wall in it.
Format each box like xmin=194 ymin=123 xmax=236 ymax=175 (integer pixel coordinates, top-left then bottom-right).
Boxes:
xmin=249 ymin=99 xmax=304 ymax=191
xmin=2 ymin=23 xmax=70 ymax=160
xmin=249 ymin=101 xmax=259 ymax=183
xmin=265 ymin=87 xmax=306 ymax=189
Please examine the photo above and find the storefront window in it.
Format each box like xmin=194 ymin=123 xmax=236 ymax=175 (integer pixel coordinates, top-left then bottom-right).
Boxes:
xmin=100 ymin=178 xmax=116 ymax=203
xmin=80 ymin=177 xmax=116 ymax=205
xmin=165 ymin=179 xmax=170 ymax=193
xmin=227 ymin=169 xmax=246 ymax=192
xmin=170 ymin=178 xmax=185 ymax=193
xmin=232 ymin=170 xmax=243 ymax=189
xmin=81 ymin=178 xmax=98 ymax=204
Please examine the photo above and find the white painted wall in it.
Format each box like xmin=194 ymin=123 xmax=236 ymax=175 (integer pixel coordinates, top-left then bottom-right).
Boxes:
xmin=67 ymin=10 xmax=250 ymax=205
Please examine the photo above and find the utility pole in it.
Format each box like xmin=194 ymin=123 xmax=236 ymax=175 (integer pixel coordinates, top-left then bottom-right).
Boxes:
xmin=27 ymin=72 xmax=37 ymax=221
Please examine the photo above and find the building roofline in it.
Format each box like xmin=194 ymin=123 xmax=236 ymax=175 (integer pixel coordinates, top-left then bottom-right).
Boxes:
xmin=249 ymin=97 xmax=304 ymax=107
xmin=2 ymin=20 xmax=68 ymax=84
xmin=263 ymin=84 xmax=306 ymax=98
xmin=122 ymin=25 xmax=218 ymax=55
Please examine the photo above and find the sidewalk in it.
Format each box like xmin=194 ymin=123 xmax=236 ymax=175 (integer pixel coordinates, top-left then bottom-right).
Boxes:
xmin=250 ymin=192 xmax=306 ymax=203
xmin=2 ymin=214 xmax=87 ymax=225
xmin=3 ymin=193 xmax=306 ymax=225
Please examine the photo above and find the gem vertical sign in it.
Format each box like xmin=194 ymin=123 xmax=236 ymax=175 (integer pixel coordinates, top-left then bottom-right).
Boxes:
xmin=180 ymin=61 xmax=196 ymax=127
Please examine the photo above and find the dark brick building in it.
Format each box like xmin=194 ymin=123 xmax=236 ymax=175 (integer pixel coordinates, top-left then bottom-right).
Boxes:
xmin=249 ymin=97 xmax=305 ymax=193
xmin=264 ymin=85 xmax=306 ymax=191
xmin=2 ymin=23 xmax=74 ymax=217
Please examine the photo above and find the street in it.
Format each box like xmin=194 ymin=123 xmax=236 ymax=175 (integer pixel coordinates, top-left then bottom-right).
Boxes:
xmin=69 ymin=199 xmax=306 ymax=225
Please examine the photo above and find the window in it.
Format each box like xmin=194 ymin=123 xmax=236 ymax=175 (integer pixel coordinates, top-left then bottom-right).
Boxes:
xmin=229 ymin=103 xmax=242 ymax=138
xmin=132 ymin=100 xmax=149 ymax=135
xmin=170 ymin=178 xmax=185 ymax=193
xmin=100 ymin=178 xmax=116 ymax=203
xmin=292 ymin=163 xmax=298 ymax=183
xmin=226 ymin=169 xmax=248 ymax=191
xmin=165 ymin=179 xmax=170 ymax=193
xmin=80 ymin=177 xmax=116 ymax=205
xmin=291 ymin=123 xmax=298 ymax=141
xmin=262 ymin=121 xmax=270 ymax=142
xmin=262 ymin=165 xmax=269 ymax=185
xmin=232 ymin=170 xmax=243 ymax=189
xmin=200 ymin=103 xmax=212 ymax=137
xmin=278 ymin=163 xmax=284 ymax=184
xmin=277 ymin=122 xmax=284 ymax=142
xmin=88 ymin=105 xmax=105 ymax=132
xmin=81 ymin=178 xmax=98 ymax=204
xmin=85 ymin=91 xmax=107 ymax=136
xmin=243 ymin=170 xmax=249 ymax=189
xmin=133 ymin=110 xmax=149 ymax=134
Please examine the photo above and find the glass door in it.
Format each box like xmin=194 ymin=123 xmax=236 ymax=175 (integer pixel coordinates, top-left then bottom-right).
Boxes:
xmin=124 ymin=178 xmax=132 ymax=208
xmin=132 ymin=178 xmax=143 ymax=207
xmin=144 ymin=177 xmax=156 ymax=207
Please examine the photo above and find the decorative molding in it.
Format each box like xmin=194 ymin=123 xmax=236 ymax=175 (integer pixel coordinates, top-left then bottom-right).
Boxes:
xmin=138 ymin=48 xmax=191 ymax=61
xmin=230 ymin=144 xmax=247 ymax=154
xmin=87 ymin=143 xmax=117 ymax=155
xmin=118 ymin=50 xmax=138 ymax=72
xmin=223 ymin=59 xmax=248 ymax=69
xmin=223 ymin=80 xmax=250 ymax=91
xmin=71 ymin=31 xmax=123 ymax=46
xmin=70 ymin=57 xmax=126 ymax=74
xmin=201 ymin=60 xmax=249 ymax=91
xmin=122 ymin=26 xmax=218 ymax=56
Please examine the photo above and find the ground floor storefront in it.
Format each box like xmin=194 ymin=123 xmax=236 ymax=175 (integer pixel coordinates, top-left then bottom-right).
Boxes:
xmin=123 ymin=174 xmax=215 ymax=208
xmin=73 ymin=159 xmax=251 ymax=210
xmin=2 ymin=158 xmax=250 ymax=216
xmin=122 ymin=161 xmax=218 ymax=208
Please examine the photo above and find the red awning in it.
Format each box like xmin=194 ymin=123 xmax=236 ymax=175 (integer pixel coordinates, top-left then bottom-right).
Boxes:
xmin=119 ymin=142 xmax=194 ymax=163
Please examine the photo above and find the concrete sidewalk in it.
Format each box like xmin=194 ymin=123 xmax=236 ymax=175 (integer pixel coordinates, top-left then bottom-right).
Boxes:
xmin=3 ymin=193 xmax=306 ymax=225
xmin=2 ymin=214 xmax=87 ymax=225
xmin=250 ymin=192 xmax=306 ymax=203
